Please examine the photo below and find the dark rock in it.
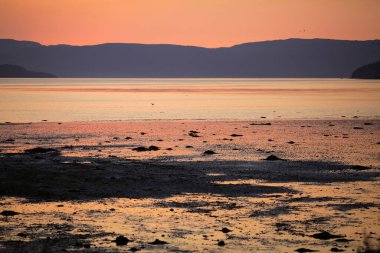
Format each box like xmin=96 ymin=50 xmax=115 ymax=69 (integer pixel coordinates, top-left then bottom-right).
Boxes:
xmin=132 ymin=146 xmax=159 ymax=152
xmin=295 ymin=248 xmax=317 ymax=252
xmin=125 ymin=136 xmax=132 ymax=140
xmin=353 ymin=127 xmax=363 ymax=130
xmin=149 ymin=239 xmax=168 ymax=245
xmin=217 ymin=240 xmax=225 ymax=246
xmin=265 ymin=155 xmax=282 ymax=161
xmin=250 ymin=122 xmax=271 ymax=126
xmin=189 ymin=130 xmax=200 ymax=137
xmin=221 ymin=228 xmax=232 ymax=233
xmin=230 ymin=134 xmax=243 ymax=137
xmin=288 ymin=141 xmax=295 ymax=144
xmin=130 ymin=247 xmax=141 ymax=252
xmin=203 ymin=150 xmax=216 ymax=155
xmin=330 ymin=247 xmax=344 ymax=252
xmin=311 ymin=231 xmax=344 ymax=240
xmin=364 ymin=122 xmax=373 ymax=125
xmin=115 ymin=235 xmax=131 ymax=246
xmin=140 ymin=132 xmax=146 ymax=135
xmin=185 ymin=145 xmax=193 ymax=148
xmin=1 ymin=210 xmax=20 ymax=216
xmin=3 ymin=138 xmax=15 ymax=142
xmin=24 ymin=147 xmax=59 ymax=154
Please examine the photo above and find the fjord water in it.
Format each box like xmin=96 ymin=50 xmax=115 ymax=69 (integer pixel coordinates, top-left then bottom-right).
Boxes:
xmin=0 ymin=78 xmax=379 ymax=122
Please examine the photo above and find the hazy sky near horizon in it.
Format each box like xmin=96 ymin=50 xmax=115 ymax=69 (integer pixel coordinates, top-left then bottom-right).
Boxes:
xmin=0 ymin=0 xmax=379 ymax=47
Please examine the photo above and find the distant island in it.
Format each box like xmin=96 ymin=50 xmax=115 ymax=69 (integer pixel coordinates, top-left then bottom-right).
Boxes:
xmin=0 ymin=64 xmax=56 ymax=78
xmin=1 ymin=38 xmax=380 ymax=78
xmin=351 ymin=61 xmax=380 ymax=79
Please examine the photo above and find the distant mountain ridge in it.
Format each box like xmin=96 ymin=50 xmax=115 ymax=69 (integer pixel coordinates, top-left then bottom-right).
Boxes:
xmin=0 ymin=38 xmax=380 ymax=78
xmin=0 ymin=64 xmax=56 ymax=78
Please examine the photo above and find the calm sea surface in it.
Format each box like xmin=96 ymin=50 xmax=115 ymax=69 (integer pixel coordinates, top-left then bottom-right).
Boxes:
xmin=0 ymin=78 xmax=379 ymax=122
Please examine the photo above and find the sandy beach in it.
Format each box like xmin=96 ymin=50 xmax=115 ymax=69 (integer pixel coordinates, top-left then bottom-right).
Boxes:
xmin=0 ymin=119 xmax=379 ymax=252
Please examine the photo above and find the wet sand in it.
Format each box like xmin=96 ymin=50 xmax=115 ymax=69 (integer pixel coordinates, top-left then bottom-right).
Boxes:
xmin=0 ymin=119 xmax=379 ymax=252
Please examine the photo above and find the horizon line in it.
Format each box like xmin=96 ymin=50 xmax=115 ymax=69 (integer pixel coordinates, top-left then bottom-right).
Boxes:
xmin=2 ymin=37 xmax=380 ymax=49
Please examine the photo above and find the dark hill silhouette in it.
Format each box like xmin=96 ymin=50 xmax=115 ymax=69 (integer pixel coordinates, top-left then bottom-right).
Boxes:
xmin=1 ymin=38 xmax=380 ymax=77
xmin=351 ymin=61 xmax=380 ymax=79
xmin=0 ymin=64 xmax=56 ymax=78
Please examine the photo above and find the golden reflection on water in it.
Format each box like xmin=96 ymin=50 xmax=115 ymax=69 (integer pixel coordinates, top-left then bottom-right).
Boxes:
xmin=0 ymin=78 xmax=379 ymax=122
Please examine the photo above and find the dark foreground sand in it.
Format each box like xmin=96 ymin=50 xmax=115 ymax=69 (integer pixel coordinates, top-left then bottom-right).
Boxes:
xmin=0 ymin=119 xmax=379 ymax=252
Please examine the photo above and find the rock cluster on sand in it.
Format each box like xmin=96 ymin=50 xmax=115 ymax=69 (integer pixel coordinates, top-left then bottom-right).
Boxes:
xmin=132 ymin=146 xmax=160 ymax=152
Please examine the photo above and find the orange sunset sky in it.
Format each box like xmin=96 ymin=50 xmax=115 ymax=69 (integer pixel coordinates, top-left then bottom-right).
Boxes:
xmin=0 ymin=0 xmax=379 ymax=48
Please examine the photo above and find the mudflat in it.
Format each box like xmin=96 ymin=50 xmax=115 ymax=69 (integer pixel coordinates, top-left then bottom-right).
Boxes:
xmin=0 ymin=119 xmax=379 ymax=252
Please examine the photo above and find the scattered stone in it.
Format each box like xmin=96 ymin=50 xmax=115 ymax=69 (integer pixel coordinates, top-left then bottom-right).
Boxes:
xmin=185 ymin=145 xmax=193 ymax=148
xmin=115 ymin=235 xmax=131 ymax=246
xmin=295 ymin=248 xmax=317 ymax=252
xmin=17 ymin=232 xmax=27 ymax=237
xmin=203 ymin=150 xmax=216 ymax=155
xmin=130 ymin=247 xmax=141 ymax=252
xmin=364 ymin=122 xmax=373 ymax=125
xmin=113 ymin=137 xmax=119 ymax=140
xmin=260 ymin=116 xmax=266 ymax=119
xmin=132 ymin=146 xmax=149 ymax=152
xmin=24 ymin=147 xmax=59 ymax=154
xmin=132 ymin=146 xmax=159 ymax=152
xmin=149 ymin=239 xmax=168 ymax=245
xmin=265 ymin=155 xmax=282 ymax=161
xmin=328 ymin=124 xmax=335 ymax=127
xmin=221 ymin=228 xmax=232 ymax=233
xmin=217 ymin=240 xmax=225 ymax=246
xmin=140 ymin=132 xmax=146 ymax=135
xmin=268 ymin=139 xmax=274 ymax=141
xmin=250 ymin=122 xmax=271 ymax=126
xmin=288 ymin=141 xmax=295 ymax=144
xmin=311 ymin=231 xmax=344 ymax=240
xmin=353 ymin=127 xmax=363 ymax=130
xmin=125 ymin=136 xmax=132 ymax=140
xmin=166 ymin=148 xmax=173 ymax=150
xmin=189 ymin=130 xmax=200 ymax=137
xmin=330 ymin=247 xmax=344 ymax=252
xmin=230 ymin=134 xmax=243 ymax=137
xmin=0 ymin=210 xmax=20 ymax=216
